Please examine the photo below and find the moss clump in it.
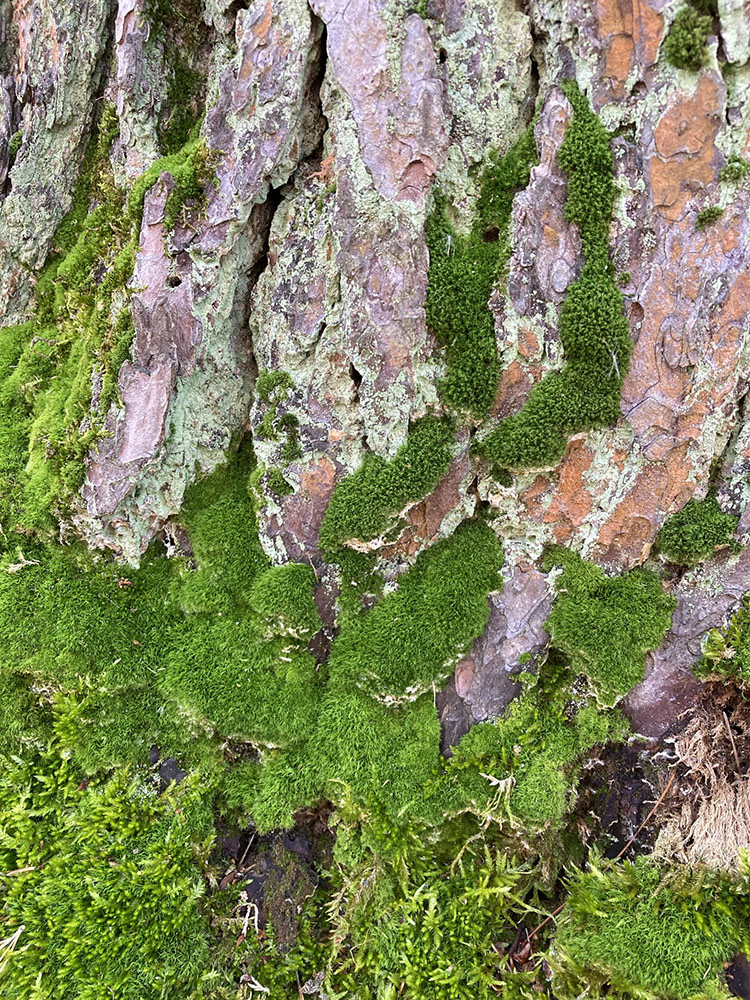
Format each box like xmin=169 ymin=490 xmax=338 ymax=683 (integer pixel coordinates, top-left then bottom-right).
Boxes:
xmin=255 ymin=370 xmax=302 ymax=464
xmin=0 ymin=736 xmax=215 ymax=1000
xmin=127 ymin=127 xmax=212 ymax=231
xmin=330 ymin=518 xmax=503 ymax=701
xmin=425 ymin=125 xmax=537 ymax=418
xmin=543 ymin=547 xmax=675 ymax=705
xmin=267 ymin=466 xmax=294 ymax=497
xmin=664 ymin=7 xmax=713 ymax=70
xmin=248 ymin=519 xmax=503 ymax=831
xmin=698 ymin=594 xmax=750 ymax=688
xmin=721 ymin=157 xmax=750 ymax=183
xmin=436 ymin=661 xmax=628 ymax=830
xmin=326 ymin=848 xmax=537 ymax=999
xmin=553 ymin=856 xmax=748 ymax=999
xmin=479 ymin=80 xmax=630 ymax=471
xmin=696 ymin=205 xmax=724 ymax=229
xmin=319 ymin=414 xmax=455 ymax=556
xmin=656 ymin=495 xmax=737 ymax=565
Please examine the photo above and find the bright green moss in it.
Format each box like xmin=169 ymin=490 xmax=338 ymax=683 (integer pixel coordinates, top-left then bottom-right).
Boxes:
xmin=248 ymin=519 xmax=503 ymax=830
xmin=543 ymin=546 xmax=675 ymax=705
xmin=696 ymin=205 xmax=724 ymax=229
xmin=319 ymin=414 xmax=455 ymax=556
xmin=656 ymin=495 xmax=737 ymax=564
xmin=327 ymin=848 xmax=537 ymax=999
xmin=127 ymin=128 xmax=211 ymax=231
xmin=249 ymin=563 xmax=322 ymax=639
xmin=664 ymin=7 xmax=713 ymax=70
xmin=329 ymin=519 xmax=503 ymax=700
xmin=553 ymin=857 xmax=748 ymax=999
xmin=698 ymin=594 xmax=750 ymax=687
xmin=255 ymin=370 xmax=302 ymax=465
xmin=0 ymin=740 xmax=215 ymax=1000
xmin=436 ymin=662 xmax=627 ymax=830
xmin=479 ymin=80 xmax=630 ymax=472
xmin=425 ymin=125 xmax=537 ymax=417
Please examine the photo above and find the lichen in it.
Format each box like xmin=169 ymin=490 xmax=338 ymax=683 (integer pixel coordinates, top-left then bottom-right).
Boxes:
xmin=698 ymin=594 xmax=750 ymax=688
xmin=478 ymin=80 xmax=631 ymax=472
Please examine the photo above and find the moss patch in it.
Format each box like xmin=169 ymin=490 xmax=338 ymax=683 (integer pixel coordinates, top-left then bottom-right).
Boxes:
xmin=425 ymin=125 xmax=537 ymax=418
xmin=0 ymin=734 xmax=215 ymax=1000
xmin=664 ymin=6 xmax=713 ymax=71
xmin=479 ymin=80 xmax=630 ymax=472
xmin=696 ymin=205 xmax=724 ymax=229
xmin=543 ymin=546 xmax=675 ymax=705
xmin=656 ymin=495 xmax=737 ymax=565
xmin=319 ymin=413 xmax=455 ymax=557
xmin=553 ymin=856 xmax=748 ymax=999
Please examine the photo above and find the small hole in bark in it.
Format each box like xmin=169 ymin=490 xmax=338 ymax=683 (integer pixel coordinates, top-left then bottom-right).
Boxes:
xmin=630 ymin=301 xmax=644 ymax=324
xmin=438 ymin=47 xmax=447 ymax=64
xmin=349 ymin=363 xmax=362 ymax=389
xmin=167 ymin=275 xmax=182 ymax=288
xmin=482 ymin=225 xmax=500 ymax=243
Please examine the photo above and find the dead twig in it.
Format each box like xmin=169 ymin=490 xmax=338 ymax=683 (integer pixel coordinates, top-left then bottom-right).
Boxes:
xmin=723 ymin=711 xmax=742 ymax=772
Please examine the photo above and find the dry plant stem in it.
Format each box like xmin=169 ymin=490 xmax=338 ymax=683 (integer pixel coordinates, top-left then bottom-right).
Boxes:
xmin=723 ymin=711 xmax=741 ymax=772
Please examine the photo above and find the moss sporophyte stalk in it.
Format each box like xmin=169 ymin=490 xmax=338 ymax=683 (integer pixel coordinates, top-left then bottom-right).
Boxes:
xmin=478 ymin=80 xmax=631 ymax=472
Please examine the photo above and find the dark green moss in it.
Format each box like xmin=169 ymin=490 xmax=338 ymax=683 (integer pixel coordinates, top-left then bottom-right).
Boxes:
xmin=543 ymin=546 xmax=675 ymax=705
xmin=696 ymin=205 xmax=724 ymax=229
xmin=425 ymin=125 xmax=537 ymax=417
xmin=268 ymin=466 xmax=294 ymax=497
xmin=656 ymin=495 xmax=737 ymax=564
xmin=664 ymin=7 xmax=713 ymax=70
xmin=553 ymin=857 xmax=747 ymax=999
xmin=479 ymin=80 xmax=630 ymax=472
xmin=721 ymin=157 xmax=750 ymax=183
xmin=319 ymin=414 xmax=455 ymax=556
xmin=8 ymin=129 xmax=22 ymax=167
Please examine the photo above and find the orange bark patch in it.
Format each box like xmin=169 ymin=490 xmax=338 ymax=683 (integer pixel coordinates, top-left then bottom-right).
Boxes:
xmin=649 ymin=75 xmax=723 ymax=222
xmin=596 ymin=0 xmax=664 ymax=101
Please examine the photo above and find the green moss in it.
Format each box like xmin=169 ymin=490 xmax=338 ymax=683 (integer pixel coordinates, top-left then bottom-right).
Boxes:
xmin=479 ymin=80 xmax=630 ymax=472
xmin=664 ymin=7 xmax=713 ymax=71
xmin=553 ymin=857 xmax=748 ymax=999
xmin=436 ymin=661 xmax=627 ymax=830
xmin=721 ymin=157 xmax=750 ymax=183
xmin=698 ymin=594 xmax=750 ymax=688
xmin=656 ymin=495 xmax=737 ymax=564
xmin=127 ymin=126 xmax=211 ymax=231
xmin=257 ymin=369 xmax=295 ymax=404
xmin=7 ymin=129 xmax=22 ymax=167
xmin=617 ymin=271 xmax=631 ymax=286
xmin=543 ymin=547 xmax=675 ymax=705
xmin=425 ymin=125 xmax=537 ymax=417
xmin=249 ymin=563 xmax=322 ymax=639
xmin=0 ymin=735 xmax=215 ymax=1000
xmin=319 ymin=414 xmax=455 ymax=556
xmin=696 ymin=205 xmax=724 ymax=229
xmin=268 ymin=466 xmax=294 ymax=496
xmin=329 ymin=519 xmax=503 ymax=700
